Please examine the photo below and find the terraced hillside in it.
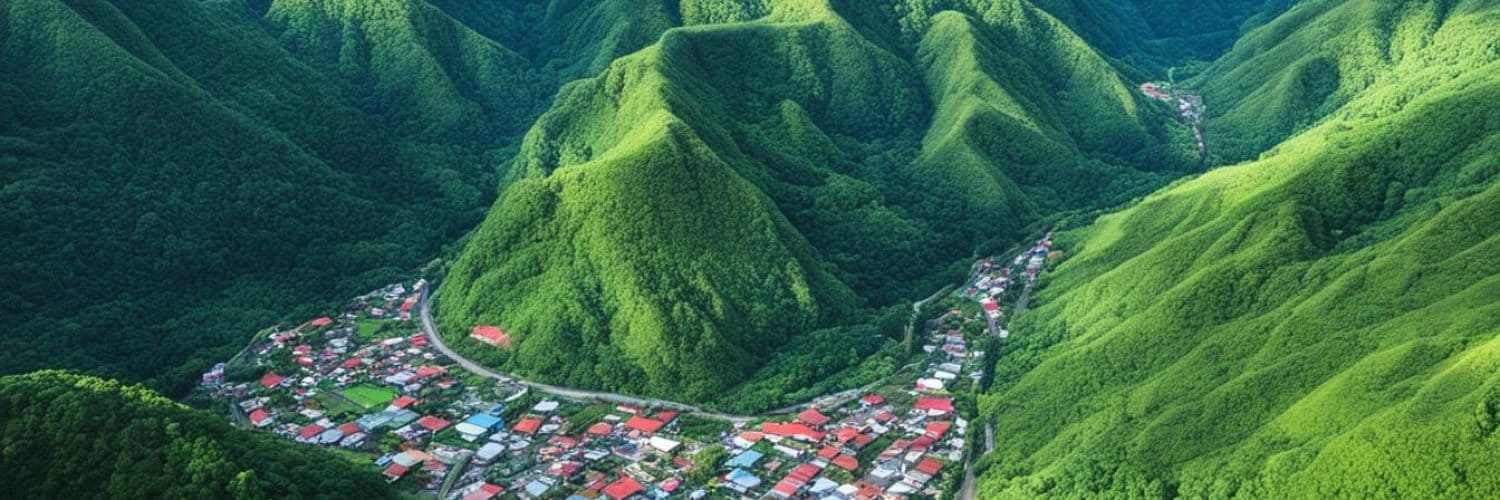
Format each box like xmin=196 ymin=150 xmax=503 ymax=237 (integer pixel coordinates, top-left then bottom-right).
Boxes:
xmin=979 ymin=1 xmax=1500 ymax=496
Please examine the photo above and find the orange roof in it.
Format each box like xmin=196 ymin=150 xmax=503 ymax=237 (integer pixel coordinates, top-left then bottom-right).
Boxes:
xmin=831 ymin=454 xmax=859 ymax=471
xmin=797 ymin=408 xmax=831 ymax=426
xmin=738 ymin=431 xmax=765 ymax=443
xmin=463 ymin=483 xmax=503 ymax=500
xmin=914 ymin=396 xmax=955 ymax=413
xmin=470 ymin=325 xmax=512 ymax=349
xmin=310 ymin=316 xmax=333 ymax=327
xmin=925 ymin=421 xmax=952 ymax=439
xmin=761 ymin=422 xmax=825 ymax=441
xmin=390 ymin=395 xmax=418 ymax=409
xmin=587 ymin=422 xmax=614 ymax=435
xmin=258 ymin=372 xmax=284 ymax=388
xmin=513 ymin=417 xmax=543 ymax=434
xmin=602 ymin=476 xmax=644 ymax=500
xmin=248 ymin=409 xmax=270 ymax=424
xmin=860 ymin=394 xmax=886 ymax=405
xmin=383 ymin=463 xmax=408 ymax=478
xmin=816 ymin=446 xmax=840 ymax=459
xmin=416 ymin=415 xmax=451 ymax=433
xmin=623 ymin=415 xmax=664 ymax=434
xmin=915 ymin=457 xmax=944 ymax=476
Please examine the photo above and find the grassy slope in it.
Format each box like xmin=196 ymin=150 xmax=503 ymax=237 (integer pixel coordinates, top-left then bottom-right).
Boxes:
xmin=0 ymin=370 xmax=394 ymax=499
xmin=979 ymin=1 xmax=1500 ymax=496
xmin=438 ymin=0 xmax=1195 ymax=404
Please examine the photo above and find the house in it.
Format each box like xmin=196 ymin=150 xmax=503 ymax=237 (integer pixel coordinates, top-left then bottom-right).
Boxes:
xmin=769 ymin=463 xmax=821 ymax=498
xmin=259 ymin=372 xmax=285 ymax=389
xmin=725 ymin=469 xmax=762 ymax=492
xmin=297 ymin=424 xmax=326 ymax=443
xmin=761 ymin=422 xmax=825 ymax=442
xmin=310 ymin=316 xmax=334 ymax=328
xmin=416 ymin=415 xmax=451 ymax=434
xmin=925 ymin=421 xmax=952 ymax=440
xmin=457 ymin=413 xmax=505 ymax=441
xmin=622 ymin=415 xmax=664 ymax=434
xmin=831 ymin=454 xmax=859 ymax=472
xmin=533 ymin=400 xmax=561 ymax=413
xmin=733 ymin=431 xmax=765 ymax=449
xmin=909 ymin=457 xmax=944 ymax=483
xmin=797 ymin=408 xmax=831 ymax=427
xmin=382 ymin=463 xmax=408 ymax=482
xmin=463 ymin=483 xmax=504 ymax=500
xmin=470 ymin=325 xmax=512 ymax=349
xmin=602 ymin=476 xmax=645 ymax=500
xmin=513 ymin=416 xmax=544 ymax=435
xmin=389 ymin=395 xmax=417 ymax=410
xmin=725 ymin=450 xmax=763 ymax=469
xmin=475 ymin=443 xmax=505 ymax=463
xmin=859 ymin=394 xmax=886 ymax=407
xmin=248 ymin=409 xmax=274 ymax=428
xmin=648 ymin=436 xmax=681 ymax=453
xmin=914 ymin=396 xmax=955 ymax=415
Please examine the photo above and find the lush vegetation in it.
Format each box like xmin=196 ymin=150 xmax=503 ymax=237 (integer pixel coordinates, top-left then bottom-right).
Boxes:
xmin=0 ymin=370 xmax=394 ymax=499
xmin=436 ymin=0 xmax=1203 ymax=404
xmin=978 ymin=1 xmax=1500 ymax=496
xmin=0 ymin=0 xmax=674 ymax=397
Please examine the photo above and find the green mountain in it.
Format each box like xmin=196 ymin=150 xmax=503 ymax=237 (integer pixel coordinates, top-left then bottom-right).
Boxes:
xmin=0 ymin=0 xmax=671 ymax=395
xmin=979 ymin=0 xmax=1500 ymax=496
xmin=0 ymin=370 xmax=393 ymax=499
xmin=436 ymin=0 xmax=1204 ymax=405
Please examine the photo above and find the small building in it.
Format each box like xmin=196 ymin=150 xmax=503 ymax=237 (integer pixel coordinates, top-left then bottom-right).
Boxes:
xmin=471 ymin=325 xmax=512 ymax=349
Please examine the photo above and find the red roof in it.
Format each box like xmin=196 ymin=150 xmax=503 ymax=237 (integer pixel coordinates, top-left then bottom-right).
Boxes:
xmin=463 ymin=483 xmax=503 ymax=500
xmin=587 ymin=422 xmax=614 ymax=435
xmin=915 ymin=396 xmax=955 ymax=413
xmin=761 ymin=422 xmax=825 ymax=442
xmin=602 ymin=476 xmax=644 ymax=500
xmin=258 ymin=372 xmax=285 ymax=388
xmin=383 ymin=463 xmax=408 ymax=479
xmin=655 ymin=411 xmax=678 ymax=423
xmin=299 ymin=424 xmax=325 ymax=440
xmin=925 ymin=421 xmax=952 ymax=439
xmin=623 ymin=415 xmax=665 ymax=434
xmin=860 ymin=394 xmax=885 ymax=405
xmin=390 ymin=395 xmax=417 ymax=409
xmin=816 ymin=446 xmax=840 ymax=459
xmin=831 ymin=454 xmax=859 ymax=471
xmin=400 ymin=297 xmax=418 ymax=312
xmin=797 ymin=408 xmax=831 ymax=426
xmin=338 ymin=422 xmax=361 ymax=435
xmin=293 ymin=344 xmax=312 ymax=355
xmin=416 ymin=415 xmax=451 ymax=433
xmin=549 ymin=436 xmax=579 ymax=449
xmin=248 ymin=409 xmax=270 ymax=424
xmin=310 ymin=316 xmax=333 ymax=327
xmin=513 ymin=417 xmax=543 ymax=434
xmin=340 ymin=358 xmax=361 ymax=370
xmin=915 ymin=457 xmax=944 ymax=476
xmin=832 ymin=427 xmax=861 ymax=444
xmin=874 ymin=411 xmax=896 ymax=423
xmin=470 ymin=325 xmax=512 ymax=349
xmin=414 ymin=365 xmax=447 ymax=379
xmin=982 ymin=300 xmax=1000 ymax=312
xmin=410 ymin=335 xmax=427 ymax=347
xmin=296 ymin=357 xmax=314 ymax=366
xmin=738 ymin=431 xmax=765 ymax=443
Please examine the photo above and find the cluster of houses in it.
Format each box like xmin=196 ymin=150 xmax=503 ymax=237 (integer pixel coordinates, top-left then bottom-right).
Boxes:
xmin=204 ymin=254 xmax=1010 ymax=500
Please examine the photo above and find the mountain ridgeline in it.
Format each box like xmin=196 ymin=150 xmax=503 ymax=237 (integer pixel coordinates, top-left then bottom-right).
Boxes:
xmin=434 ymin=0 xmax=1210 ymax=405
xmin=979 ymin=0 xmax=1500 ymax=497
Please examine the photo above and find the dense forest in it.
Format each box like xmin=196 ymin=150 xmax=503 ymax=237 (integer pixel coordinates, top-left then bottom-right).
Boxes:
xmin=0 ymin=0 xmax=676 ymax=396
xmin=0 ymin=370 xmax=394 ymax=499
xmin=435 ymin=0 xmax=1207 ymax=403
xmin=978 ymin=0 xmax=1500 ymax=496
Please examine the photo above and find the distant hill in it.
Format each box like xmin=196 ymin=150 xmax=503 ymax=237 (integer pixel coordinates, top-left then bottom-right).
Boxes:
xmin=979 ymin=1 xmax=1500 ymax=496
xmin=0 ymin=370 xmax=393 ymax=499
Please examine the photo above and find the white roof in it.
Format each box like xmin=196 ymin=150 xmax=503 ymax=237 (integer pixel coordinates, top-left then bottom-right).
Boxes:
xmin=476 ymin=443 xmax=505 ymax=461
xmin=455 ymin=422 xmax=489 ymax=437
xmin=648 ymin=436 xmax=682 ymax=452
xmin=532 ymin=400 xmax=561 ymax=412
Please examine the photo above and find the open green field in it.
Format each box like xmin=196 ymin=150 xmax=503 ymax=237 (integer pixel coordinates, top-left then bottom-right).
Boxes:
xmin=341 ymin=385 xmax=396 ymax=410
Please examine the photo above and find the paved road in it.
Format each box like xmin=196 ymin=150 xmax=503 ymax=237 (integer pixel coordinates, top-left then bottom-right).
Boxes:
xmin=960 ymin=460 xmax=979 ymax=500
xmin=416 ymin=288 xmax=755 ymax=424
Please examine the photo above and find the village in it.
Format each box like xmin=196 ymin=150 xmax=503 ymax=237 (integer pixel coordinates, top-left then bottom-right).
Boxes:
xmin=202 ymin=234 xmax=1056 ymax=500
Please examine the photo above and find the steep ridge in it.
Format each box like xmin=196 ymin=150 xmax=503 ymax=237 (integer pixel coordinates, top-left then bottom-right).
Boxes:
xmin=979 ymin=1 xmax=1500 ymax=496
xmin=438 ymin=0 xmax=1197 ymax=406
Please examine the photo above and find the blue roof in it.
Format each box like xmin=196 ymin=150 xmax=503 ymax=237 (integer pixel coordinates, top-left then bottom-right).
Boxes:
xmin=725 ymin=450 xmax=763 ymax=469
xmin=463 ymin=412 xmax=504 ymax=430
xmin=726 ymin=469 xmax=760 ymax=487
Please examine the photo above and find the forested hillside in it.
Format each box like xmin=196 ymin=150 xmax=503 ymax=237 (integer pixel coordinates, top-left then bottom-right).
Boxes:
xmin=0 ymin=370 xmax=393 ymax=499
xmin=437 ymin=0 xmax=1205 ymax=404
xmin=979 ymin=0 xmax=1500 ymax=496
xmin=0 ymin=0 xmax=673 ymax=396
